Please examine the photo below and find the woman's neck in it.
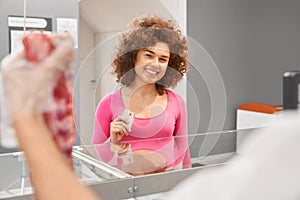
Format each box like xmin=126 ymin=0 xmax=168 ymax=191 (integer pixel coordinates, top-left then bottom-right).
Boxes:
xmin=123 ymin=83 xmax=158 ymax=98
xmin=121 ymin=83 xmax=167 ymax=117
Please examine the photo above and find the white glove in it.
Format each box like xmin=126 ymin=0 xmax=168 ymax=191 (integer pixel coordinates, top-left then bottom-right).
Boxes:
xmin=1 ymin=34 xmax=74 ymax=123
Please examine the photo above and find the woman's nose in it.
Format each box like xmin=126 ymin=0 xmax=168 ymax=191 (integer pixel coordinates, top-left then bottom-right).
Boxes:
xmin=152 ymin=57 xmax=159 ymax=65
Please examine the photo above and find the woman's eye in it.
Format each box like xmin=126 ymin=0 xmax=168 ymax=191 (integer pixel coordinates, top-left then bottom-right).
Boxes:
xmin=145 ymin=54 xmax=153 ymax=58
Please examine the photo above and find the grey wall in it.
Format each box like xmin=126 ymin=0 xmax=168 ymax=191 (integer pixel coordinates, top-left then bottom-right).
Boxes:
xmin=0 ymin=1 xmax=24 ymax=61
xmin=187 ymin=0 xmax=300 ymax=133
xmin=187 ymin=0 xmax=300 ymax=154
xmin=0 ymin=0 xmax=79 ymax=60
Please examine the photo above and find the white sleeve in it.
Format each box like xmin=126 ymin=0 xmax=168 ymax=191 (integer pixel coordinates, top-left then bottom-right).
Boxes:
xmin=166 ymin=112 xmax=300 ymax=200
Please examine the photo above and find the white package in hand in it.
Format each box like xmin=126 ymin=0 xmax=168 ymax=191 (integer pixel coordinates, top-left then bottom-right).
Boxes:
xmin=123 ymin=109 xmax=134 ymax=132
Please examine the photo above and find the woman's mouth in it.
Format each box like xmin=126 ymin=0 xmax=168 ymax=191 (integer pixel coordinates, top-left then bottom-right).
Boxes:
xmin=145 ymin=68 xmax=159 ymax=75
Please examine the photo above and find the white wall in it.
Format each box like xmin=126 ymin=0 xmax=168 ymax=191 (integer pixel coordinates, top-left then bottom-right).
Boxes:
xmin=94 ymin=32 xmax=120 ymax=102
xmin=78 ymin=17 xmax=95 ymax=144
xmin=160 ymin=0 xmax=187 ymax=34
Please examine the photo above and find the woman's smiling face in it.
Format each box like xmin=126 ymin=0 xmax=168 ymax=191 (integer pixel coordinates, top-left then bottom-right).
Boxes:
xmin=134 ymin=42 xmax=170 ymax=85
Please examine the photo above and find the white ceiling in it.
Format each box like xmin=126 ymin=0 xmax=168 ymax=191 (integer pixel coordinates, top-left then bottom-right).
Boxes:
xmin=79 ymin=0 xmax=173 ymax=33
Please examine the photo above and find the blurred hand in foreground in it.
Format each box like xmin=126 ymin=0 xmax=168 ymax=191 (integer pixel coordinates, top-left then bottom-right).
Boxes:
xmin=1 ymin=33 xmax=74 ymax=123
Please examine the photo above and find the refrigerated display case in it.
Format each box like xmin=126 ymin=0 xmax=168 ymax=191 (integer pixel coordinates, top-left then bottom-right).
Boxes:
xmin=0 ymin=129 xmax=257 ymax=200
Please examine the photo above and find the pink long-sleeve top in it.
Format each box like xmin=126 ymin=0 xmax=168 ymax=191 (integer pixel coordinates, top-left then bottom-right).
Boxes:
xmin=91 ymin=89 xmax=191 ymax=170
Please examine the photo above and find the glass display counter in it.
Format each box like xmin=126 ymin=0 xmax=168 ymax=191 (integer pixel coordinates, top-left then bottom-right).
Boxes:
xmin=0 ymin=128 xmax=258 ymax=200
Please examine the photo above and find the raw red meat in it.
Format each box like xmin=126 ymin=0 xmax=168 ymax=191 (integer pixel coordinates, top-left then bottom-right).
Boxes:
xmin=22 ymin=32 xmax=54 ymax=63
xmin=22 ymin=31 xmax=75 ymax=167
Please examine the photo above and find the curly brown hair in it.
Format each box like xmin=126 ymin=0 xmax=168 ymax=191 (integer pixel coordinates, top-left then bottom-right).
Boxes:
xmin=112 ymin=15 xmax=188 ymax=95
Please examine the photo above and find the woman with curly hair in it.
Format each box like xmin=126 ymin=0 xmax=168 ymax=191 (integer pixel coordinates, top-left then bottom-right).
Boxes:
xmin=91 ymin=15 xmax=191 ymax=173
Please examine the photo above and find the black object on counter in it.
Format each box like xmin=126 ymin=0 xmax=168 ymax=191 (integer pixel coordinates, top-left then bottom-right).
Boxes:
xmin=283 ymin=70 xmax=300 ymax=109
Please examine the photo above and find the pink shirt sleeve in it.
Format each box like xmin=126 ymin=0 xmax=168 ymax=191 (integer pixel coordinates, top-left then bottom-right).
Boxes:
xmin=91 ymin=94 xmax=113 ymax=144
xmin=91 ymin=93 xmax=116 ymax=163
xmin=169 ymin=93 xmax=191 ymax=168
xmin=171 ymin=92 xmax=191 ymax=168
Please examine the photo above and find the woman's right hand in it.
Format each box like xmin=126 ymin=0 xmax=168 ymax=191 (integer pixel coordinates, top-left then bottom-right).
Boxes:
xmin=110 ymin=116 xmax=129 ymax=144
